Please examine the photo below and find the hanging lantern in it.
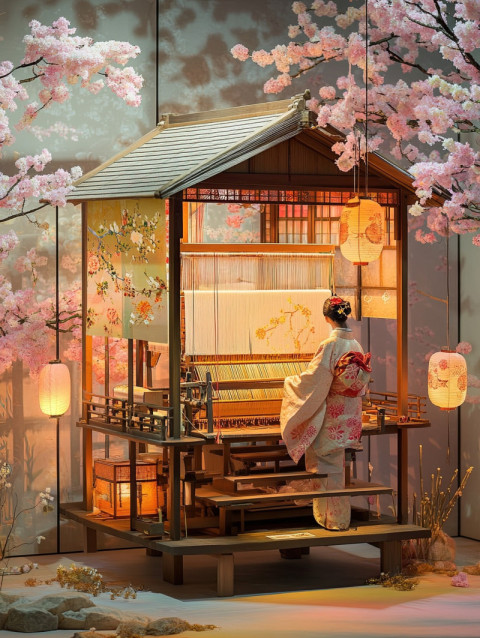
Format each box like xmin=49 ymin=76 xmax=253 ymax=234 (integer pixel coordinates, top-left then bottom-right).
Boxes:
xmin=428 ymin=349 xmax=467 ymax=411
xmin=339 ymin=196 xmax=384 ymax=265
xmin=39 ymin=360 xmax=71 ymax=417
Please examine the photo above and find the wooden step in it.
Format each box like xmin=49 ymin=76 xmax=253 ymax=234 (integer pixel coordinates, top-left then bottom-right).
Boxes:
xmin=196 ymin=479 xmax=394 ymax=509
xmin=210 ymin=444 xmax=286 ymax=456
xmin=230 ymin=449 xmax=291 ymax=463
xmin=212 ymin=471 xmax=327 ymax=494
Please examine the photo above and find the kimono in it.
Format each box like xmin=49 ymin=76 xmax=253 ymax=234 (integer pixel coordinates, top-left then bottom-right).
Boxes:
xmin=280 ymin=328 xmax=371 ymax=530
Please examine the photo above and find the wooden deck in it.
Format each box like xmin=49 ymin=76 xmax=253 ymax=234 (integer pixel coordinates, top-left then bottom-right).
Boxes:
xmin=60 ymin=502 xmax=430 ymax=597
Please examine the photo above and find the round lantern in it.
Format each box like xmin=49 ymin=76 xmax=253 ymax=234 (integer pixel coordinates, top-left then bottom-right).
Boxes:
xmin=428 ymin=349 xmax=467 ymax=411
xmin=339 ymin=196 xmax=384 ymax=265
xmin=39 ymin=360 xmax=71 ymax=417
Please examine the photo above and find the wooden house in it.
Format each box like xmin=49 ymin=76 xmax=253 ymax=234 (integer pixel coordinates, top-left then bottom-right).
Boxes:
xmin=62 ymin=92 xmax=433 ymax=595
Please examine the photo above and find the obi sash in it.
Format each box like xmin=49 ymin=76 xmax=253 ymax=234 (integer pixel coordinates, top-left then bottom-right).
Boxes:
xmin=330 ymin=351 xmax=372 ymax=398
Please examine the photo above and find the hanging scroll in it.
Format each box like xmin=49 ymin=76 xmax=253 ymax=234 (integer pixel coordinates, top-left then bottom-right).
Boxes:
xmin=86 ymin=198 xmax=168 ymax=341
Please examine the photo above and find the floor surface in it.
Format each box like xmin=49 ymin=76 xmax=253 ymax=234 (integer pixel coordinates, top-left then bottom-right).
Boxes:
xmin=1 ymin=537 xmax=479 ymax=637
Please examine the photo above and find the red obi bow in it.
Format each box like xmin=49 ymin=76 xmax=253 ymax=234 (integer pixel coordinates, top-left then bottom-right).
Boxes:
xmin=335 ymin=351 xmax=372 ymax=375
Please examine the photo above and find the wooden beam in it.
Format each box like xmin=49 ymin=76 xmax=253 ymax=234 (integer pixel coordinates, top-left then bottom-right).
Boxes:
xmin=193 ymin=173 xmax=394 ymax=190
xmin=181 ymin=243 xmax=335 ymax=254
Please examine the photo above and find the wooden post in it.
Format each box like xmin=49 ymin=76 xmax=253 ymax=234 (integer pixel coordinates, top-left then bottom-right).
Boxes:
xmin=162 ymin=553 xmax=183 ymax=585
xmin=104 ymin=336 xmax=110 ymax=456
xmin=83 ymin=527 xmax=98 ymax=554
xmin=396 ymin=190 xmax=409 ymax=524
xmin=136 ymin=340 xmax=146 ymax=453
xmin=169 ymin=195 xmax=183 ymax=440
xmin=82 ymin=204 xmax=94 ymax=513
xmin=217 ymin=554 xmax=234 ymax=596
xmin=167 ymin=195 xmax=183 ymax=541
xmin=380 ymin=540 xmax=402 ymax=575
xmin=129 ymin=440 xmax=137 ymax=530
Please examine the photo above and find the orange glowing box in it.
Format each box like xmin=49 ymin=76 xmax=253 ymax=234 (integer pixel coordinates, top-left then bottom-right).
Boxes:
xmin=94 ymin=459 xmax=159 ymax=518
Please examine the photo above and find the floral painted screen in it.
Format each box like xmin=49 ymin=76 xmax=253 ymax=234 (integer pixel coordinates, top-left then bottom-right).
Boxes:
xmin=188 ymin=202 xmax=262 ymax=243
xmin=86 ymin=198 xmax=168 ymax=341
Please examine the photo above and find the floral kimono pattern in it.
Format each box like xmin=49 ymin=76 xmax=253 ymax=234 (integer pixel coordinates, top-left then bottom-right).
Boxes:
xmin=280 ymin=329 xmax=371 ymax=530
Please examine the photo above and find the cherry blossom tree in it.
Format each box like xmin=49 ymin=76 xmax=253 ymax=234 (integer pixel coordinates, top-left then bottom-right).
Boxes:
xmin=0 ymin=229 xmax=81 ymax=376
xmin=232 ymin=0 xmax=480 ymax=244
xmin=0 ymin=17 xmax=143 ymax=222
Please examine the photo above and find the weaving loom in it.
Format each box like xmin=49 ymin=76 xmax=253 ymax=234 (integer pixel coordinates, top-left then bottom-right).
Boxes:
xmin=181 ymin=249 xmax=333 ymax=435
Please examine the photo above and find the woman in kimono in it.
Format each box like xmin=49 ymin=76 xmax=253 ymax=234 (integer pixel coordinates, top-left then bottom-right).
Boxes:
xmin=280 ymin=296 xmax=371 ymax=530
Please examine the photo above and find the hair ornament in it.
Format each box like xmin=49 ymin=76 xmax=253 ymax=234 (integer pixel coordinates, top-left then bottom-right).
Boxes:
xmin=329 ymin=297 xmax=344 ymax=307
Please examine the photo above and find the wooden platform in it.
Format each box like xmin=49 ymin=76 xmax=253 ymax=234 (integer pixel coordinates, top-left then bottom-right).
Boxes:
xmin=60 ymin=502 xmax=430 ymax=597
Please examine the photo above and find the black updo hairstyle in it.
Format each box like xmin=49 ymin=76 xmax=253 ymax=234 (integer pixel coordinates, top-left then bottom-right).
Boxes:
xmin=323 ymin=296 xmax=351 ymax=324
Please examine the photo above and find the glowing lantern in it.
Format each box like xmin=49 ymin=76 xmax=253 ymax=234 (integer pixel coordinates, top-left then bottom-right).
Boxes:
xmin=428 ymin=349 xmax=467 ymax=411
xmin=339 ymin=196 xmax=384 ymax=265
xmin=39 ymin=361 xmax=71 ymax=417
xmin=94 ymin=459 xmax=160 ymax=518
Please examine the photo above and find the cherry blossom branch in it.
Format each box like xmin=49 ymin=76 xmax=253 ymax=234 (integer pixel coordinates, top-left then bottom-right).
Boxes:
xmin=0 ymin=57 xmax=44 ymax=79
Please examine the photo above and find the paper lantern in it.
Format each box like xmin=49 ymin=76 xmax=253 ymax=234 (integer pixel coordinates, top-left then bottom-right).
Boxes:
xmin=339 ymin=196 xmax=384 ymax=265
xmin=428 ymin=350 xmax=467 ymax=411
xmin=39 ymin=361 xmax=71 ymax=417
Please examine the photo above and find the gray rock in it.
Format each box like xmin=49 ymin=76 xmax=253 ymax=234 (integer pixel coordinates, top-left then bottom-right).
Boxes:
xmin=0 ymin=592 xmax=20 ymax=605
xmin=60 ymin=605 xmax=142 ymax=630
xmin=17 ymin=592 xmax=95 ymax=617
xmin=146 ymin=617 xmax=192 ymax=635
xmin=5 ymin=606 xmax=59 ymax=632
xmin=0 ymin=602 xmax=10 ymax=630
xmin=117 ymin=619 xmax=148 ymax=637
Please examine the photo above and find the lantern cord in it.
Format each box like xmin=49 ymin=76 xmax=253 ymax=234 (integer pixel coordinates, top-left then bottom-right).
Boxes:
xmin=55 ymin=206 xmax=60 ymax=361
xmin=55 ymin=205 xmax=61 ymax=553
xmin=446 ymin=221 xmax=450 ymax=350
xmin=365 ymin=0 xmax=369 ymax=198
xmin=446 ymin=217 xmax=451 ymax=462
xmin=447 ymin=410 xmax=451 ymax=464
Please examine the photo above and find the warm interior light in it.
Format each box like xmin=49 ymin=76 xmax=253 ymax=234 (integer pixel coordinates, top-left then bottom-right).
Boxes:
xmin=339 ymin=196 xmax=384 ymax=265
xmin=39 ymin=360 xmax=71 ymax=417
xmin=428 ymin=350 xmax=467 ymax=411
xmin=94 ymin=459 xmax=160 ymax=518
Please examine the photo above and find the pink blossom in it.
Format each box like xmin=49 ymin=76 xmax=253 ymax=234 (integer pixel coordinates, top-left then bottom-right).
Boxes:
xmin=472 ymin=234 xmax=480 ymax=247
xmin=288 ymin=25 xmax=301 ymax=39
xmin=231 ymin=44 xmax=249 ymax=61
xmin=456 ymin=342 xmax=472 ymax=355
xmin=264 ymin=73 xmax=292 ymax=94
xmin=319 ymin=86 xmax=336 ymax=100
xmin=251 ymin=50 xmax=274 ymax=68
xmin=0 ymin=231 xmax=19 ymax=261
xmin=292 ymin=2 xmax=307 ymax=14
xmin=451 ymin=572 xmax=469 ymax=588
xmin=312 ymin=0 xmax=337 ymax=18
